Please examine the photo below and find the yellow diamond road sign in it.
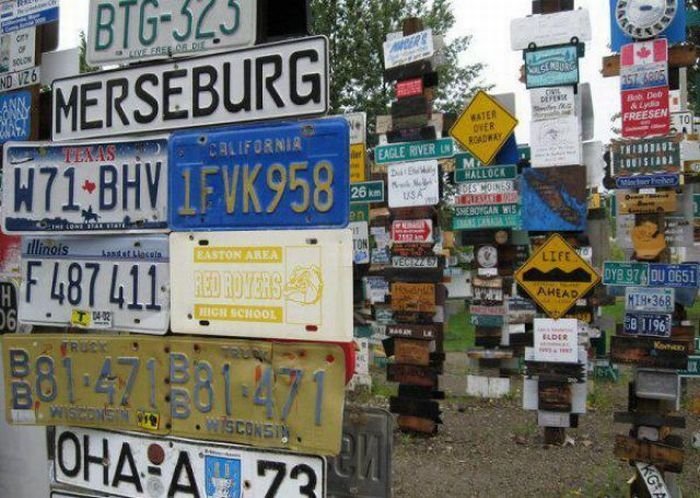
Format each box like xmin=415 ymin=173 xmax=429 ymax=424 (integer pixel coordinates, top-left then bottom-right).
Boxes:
xmin=514 ymin=234 xmax=600 ymax=320
xmin=450 ymin=90 xmax=518 ymax=165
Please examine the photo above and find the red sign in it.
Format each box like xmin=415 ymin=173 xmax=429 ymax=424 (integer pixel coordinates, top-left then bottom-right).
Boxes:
xmin=396 ymin=78 xmax=424 ymax=99
xmin=455 ymin=192 xmax=519 ymax=206
xmin=622 ymin=87 xmax=670 ymax=138
xmin=391 ymin=219 xmax=433 ymax=243
xmin=0 ymin=232 xmax=21 ymax=276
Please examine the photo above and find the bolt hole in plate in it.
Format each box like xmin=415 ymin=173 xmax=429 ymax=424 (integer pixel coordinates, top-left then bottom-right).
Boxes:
xmin=198 ymin=239 xmax=209 ymax=246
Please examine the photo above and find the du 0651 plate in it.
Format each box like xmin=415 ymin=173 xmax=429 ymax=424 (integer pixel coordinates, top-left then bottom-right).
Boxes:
xmin=4 ymin=334 xmax=346 ymax=455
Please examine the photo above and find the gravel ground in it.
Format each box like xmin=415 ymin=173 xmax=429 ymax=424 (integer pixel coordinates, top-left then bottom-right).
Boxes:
xmin=356 ymin=352 xmax=700 ymax=498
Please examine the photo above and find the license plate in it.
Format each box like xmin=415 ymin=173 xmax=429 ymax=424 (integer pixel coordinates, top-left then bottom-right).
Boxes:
xmin=649 ymin=263 xmax=699 ymax=288
xmin=20 ymin=236 xmax=170 ymax=334
xmin=53 ymin=427 xmax=326 ymax=498
xmin=623 ymin=312 xmax=672 ymax=337
xmin=169 ymin=118 xmax=349 ymax=230
xmin=2 ymin=137 xmax=169 ymax=233
xmin=0 ymin=279 xmax=18 ymax=332
xmin=4 ymin=334 xmax=346 ymax=454
xmin=169 ymin=230 xmax=353 ymax=342
xmin=51 ymin=492 xmax=102 ymax=498
xmin=602 ymin=261 xmax=649 ymax=286
xmin=87 ymin=0 xmax=257 ymax=65
xmin=625 ymin=287 xmax=674 ymax=313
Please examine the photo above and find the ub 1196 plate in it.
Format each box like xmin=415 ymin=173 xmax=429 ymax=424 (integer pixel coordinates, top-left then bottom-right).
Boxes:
xmin=2 ymin=137 xmax=169 ymax=234
xmin=170 ymin=118 xmax=350 ymax=231
xmin=53 ymin=426 xmax=326 ymax=498
xmin=19 ymin=236 xmax=170 ymax=334
xmin=4 ymin=334 xmax=346 ymax=455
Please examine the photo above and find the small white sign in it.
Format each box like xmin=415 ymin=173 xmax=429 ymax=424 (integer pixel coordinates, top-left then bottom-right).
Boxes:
xmin=350 ymin=221 xmax=370 ymax=264
xmin=530 ymin=115 xmax=582 ymax=167
xmin=510 ymin=9 xmax=592 ymax=50
xmin=345 ymin=112 xmax=366 ymax=145
xmin=0 ymin=28 xmax=35 ymax=75
xmin=534 ymin=318 xmax=578 ymax=363
xmin=635 ymin=463 xmax=671 ymax=498
xmin=383 ymin=29 xmax=434 ymax=70
xmin=530 ymin=86 xmax=575 ymax=121
xmin=387 ymin=160 xmax=439 ymax=208
xmin=671 ymin=111 xmax=693 ymax=134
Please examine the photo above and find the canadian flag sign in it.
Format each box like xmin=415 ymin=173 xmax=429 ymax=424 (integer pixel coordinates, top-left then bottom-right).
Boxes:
xmin=620 ymin=39 xmax=669 ymax=138
xmin=391 ymin=219 xmax=434 ymax=243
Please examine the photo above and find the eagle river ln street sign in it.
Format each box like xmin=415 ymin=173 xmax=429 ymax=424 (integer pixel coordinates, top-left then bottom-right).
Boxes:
xmin=515 ymin=233 xmax=600 ymax=319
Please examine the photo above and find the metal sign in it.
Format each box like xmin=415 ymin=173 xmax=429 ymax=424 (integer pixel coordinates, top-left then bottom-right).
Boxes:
xmin=515 ymin=234 xmax=600 ymax=320
xmin=52 ymin=36 xmax=329 ymax=141
xmin=623 ymin=312 xmax=672 ymax=337
xmin=524 ymin=44 xmax=579 ymax=89
xmin=350 ymin=181 xmax=384 ymax=203
xmin=350 ymin=143 xmax=367 ymax=183
xmin=609 ymin=0 xmax=686 ymax=51
xmin=0 ymin=27 xmax=36 ymax=93
xmin=454 ymin=193 xmax=519 ymax=207
xmin=611 ymin=336 xmax=691 ymax=370
xmin=616 ymin=191 xmax=677 ymax=215
xmin=169 ymin=230 xmax=353 ymax=341
xmin=625 ymin=287 xmax=674 ymax=313
xmin=454 ymin=203 xmax=520 ymax=218
xmin=169 ymin=118 xmax=349 ymax=231
xmin=620 ymin=40 xmax=668 ymax=92
xmin=392 ymin=256 xmax=438 ymax=269
xmin=351 ymin=221 xmax=370 ymax=265
xmin=533 ymin=318 xmax=578 ymax=363
xmin=53 ymin=426 xmax=326 ymax=498
xmin=670 ymin=111 xmax=693 ymax=133
xmin=530 ymin=115 xmax=582 ymax=167
xmin=391 ymin=219 xmax=433 ymax=244
xmin=615 ymin=173 xmax=679 ymax=189
xmin=457 ymin=179 xmax=516 ymax=194
xmin=678 ymin=355 xmax=700 ymax=377
xmin=450 ymin=91 xmax=518 ymax=165
xmin=87 ymin=0 xmax=257 ymax=65
xmin=612 ymin=135 xmax=681 ymax=175
xmin=649 ymin=262 xmax=699 ymax=288
xmin=374 ymin=138 xmax=454 ymax=165
xmin=3 ymin=137 xmax=169 ymax=233
xmin=530 ymin=86 xmax=575 ymax=121
xmin=383 ymin=29 xmax=433 ymax=70
xmin=0 ymin=0 xmax=59 ymax=33
xmin=0 ymin=89 xmax=32 ymax=143
xmin=454 ymin=164 xmax=515 ymax=183
xmin=0 ymin=279 xmax=17 ymax=332
xmin=521 ymin=166 xmax=587 ymax=232
xmin=19 ymin=235 xmax=170 ymax=333
xmin=345 ymin=112 xmax=366 ymax=145
xmin=387 ymin=160 xmax=439 ymax=208
xmin=452 ymin=211 xmax=520 ymax=231
xmin=694 ymin=194 xmax=700 ymax=217
xmin=603 ymin=261 xmax=649 ymax=286
xmin=510 ymin=9 xmax=591 ymax=50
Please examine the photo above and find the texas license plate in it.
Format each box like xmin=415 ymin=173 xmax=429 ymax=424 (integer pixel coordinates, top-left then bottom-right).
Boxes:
xmin=2 ymin=137 xmax=168 ymax=234
xmin=19 ymin=236 xmax=170 ymax=333
xmin=4 ymin=334 xmax=346 ymax=454
xmin=169 ymin=118 xmax=350 ymax=230
xmin=169 ymin=230 xmax=353 ymax=342
xmin=87 ymin=0 xmax=257 ymax=65
xmin=53 ymin=427 xmax=326 ymax=498
xmin=622 ymin=312 xmax=672 ymax=337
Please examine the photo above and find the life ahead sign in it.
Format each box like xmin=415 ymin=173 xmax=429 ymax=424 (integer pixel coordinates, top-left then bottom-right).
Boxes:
xmin=52 ymin=37 xmax=329 ymax=141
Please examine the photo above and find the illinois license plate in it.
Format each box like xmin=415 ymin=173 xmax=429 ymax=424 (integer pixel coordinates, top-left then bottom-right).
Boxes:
xmin=169 ymin=230 xmax=353 ymax=342
xmin=169 ymin=118 xmax=350 ymax=230
xmin=2 ymin=137 xmax=168 ymax=234
xmin=20 ymin=236 xmax=170 ymax=333
xmin=53 ymin=427 xmax=326 ymax=498
xmin=4 ymin=335 xmax=346 ymax=455
xmin=623 ymin=312 xmax=672 ymax=337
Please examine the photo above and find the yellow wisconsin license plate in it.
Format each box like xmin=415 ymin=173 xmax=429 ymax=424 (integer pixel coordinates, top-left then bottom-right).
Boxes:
xmin=3 ymin=335 xmax=346 ymax=455
xmin=2 ymin=335 xmax=171 ymax=433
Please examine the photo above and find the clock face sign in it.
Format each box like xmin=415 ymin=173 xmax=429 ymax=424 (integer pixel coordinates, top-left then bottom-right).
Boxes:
xmin=476 ymin=245 xmax=498 ymax=269
xmin=615 ymin=0 xmax=678 ymax=39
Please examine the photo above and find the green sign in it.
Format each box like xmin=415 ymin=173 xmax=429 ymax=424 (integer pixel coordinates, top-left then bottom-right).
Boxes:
xmin=679 ymin=355 xmax=700 ymax=377
xmin=518 ymin=144 xmax=530 ymax=161
xmin=455 ymin=164 xmax=517 ymax=183
xmin=453 ymin=214 xmax=520 ymax=231
xmin=470 ymin=314 xmax=504 ymax=327
xmin=455 ymin=204 xmax=520 ymax=217
xmin=694 ymin=194 xmax=700 ymax=218
xmin=454 ymin=152 xmax=484 ymax=170
xmin=350 ymin=203 xmax=370 ymax=222
xmin=375 ymin=138 xmax=454 ymax=164
xmin=351 ymin=181 xmax=384 ymax=203
xmin=602 ymin=261 xmax=649 ymax=286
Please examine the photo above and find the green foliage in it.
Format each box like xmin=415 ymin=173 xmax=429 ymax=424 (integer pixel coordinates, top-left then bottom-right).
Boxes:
xmin=78 ymin=31 xmax=99 ymax=74
xmin=309 ymin=0 xmax=490 ymax=141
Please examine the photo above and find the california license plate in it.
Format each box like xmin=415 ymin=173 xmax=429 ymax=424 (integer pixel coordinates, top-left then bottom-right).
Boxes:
xmin=4 ymin=334 xmax=346 ymax=454
xmin=2 ymin=137 xmax=169 ymax=234
xmin=87 ymin=0 xmax=257 ymax=65
xmin=19 ymin=236 xmax=170 ymax=333
xmin=53 ymin=427 xmax=326 ymax=498
xmin=169 ymin=230 xmax=353 ymax=342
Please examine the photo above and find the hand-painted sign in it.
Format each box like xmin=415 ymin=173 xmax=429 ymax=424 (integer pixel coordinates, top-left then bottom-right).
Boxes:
xmin=0 ymin=89 xmax=31 ymax=143
xmin=615 ymin=173 xmax=679 ymax=189
xmin=387 ymin=160 xmax=439 ymax=208
xmin=455 ymin=164 xmax=515 ymax=183
xmin=635 ymin=463 xmax=671 ymax=498
xmin=612 ymin=135 xmax=681 ymax=175
xmin=350 ymin=221 xmax=370 ymax=264
xmin=3 ymin=136 xmax=169 ymax=233
xmin=391 ymin=282 xmax=435 ymax=313
xmin=603 ymin=261 xmax=649 ymax=286
xmin=530 ymin=86 xmax=575 ymax=121
xmin=611 ymin=336 xmax=690 ymax=370
xmin=170 ymin=119 xmax=349 ymax=231
xmin=391 ymin=219 xmax=433 ymax=244
xmin=0 ymin=0 xmax=59 ymax=33
xmin=375 ymin=138 xmax=454 ymax=164
xmin=52 ymin=37 xmax=329 ymax=141
xmin=87 ymin=0 xmax=257 ymax=65
xmin=510 ymin=9 xmax=591 ymax=50
xmin=609 ymin=0 xmax=686 ymax=52
xmin=623 ymin=312 xmax=672 ymax=337
xmin=345 ymin=112 xmax=366 ymax=145
xmin=534 ymin=318 xmax=578 ymax=364
xmin=530 ymin=115 xmax=582 ymax=167
xmin=515 ymin=234 xmax=600 ymax=319
xmin=620 ymin=40 xmax=669 ymax=138
xmin=626 ymin=287 xmax=674 ymax=313
xmin=524 ymin=44 xmax=579 ymax=89
xmin=616 ymin=191 xmax=677 ymax=215
xmin=521 ymin=166 xmax=587 ymax=232
xmin=350 ymin=181 xmax=384 ymax=203
xmin=450 ymin=91 xmax=518 ymax=165
xmin=383 ymin=29 xmax=433 ymax=70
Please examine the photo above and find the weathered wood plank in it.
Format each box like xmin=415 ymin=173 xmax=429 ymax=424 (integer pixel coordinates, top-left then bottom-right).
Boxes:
xmin=384 ymin=60 xmax=433 ymax=83
xmin=387 ymin=125 xmax=437 ymax=143
xmin=398 ymin=385 xmax=445 ymax=400
xmin=386 ymin=323 xmax=442 ymax=341
xmin=387 ymin=363 xmax=439 ymax=388
xmin=538 ymin=380 xmax=572 ymax=412
xmin=610 ymin=336 xmax=690 ymax=369
xmin=395 ymin=338 xmax=431 ymax=366
xmin=389 ymin=396 xmax=441 ymax=420
xmin=397 ymin=415 xmax=437 ymax=434
xmin=614 ymin=435 xmax=684 ymax=473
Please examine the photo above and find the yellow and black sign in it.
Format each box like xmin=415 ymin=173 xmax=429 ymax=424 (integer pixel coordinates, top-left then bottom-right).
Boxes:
xmin=514 ymin=234 xmax=600 ymax=319
xmin=350 ymin=143 xmax=367 ymax=182
xmin=449 ymin=91 xmax=518 ymax=165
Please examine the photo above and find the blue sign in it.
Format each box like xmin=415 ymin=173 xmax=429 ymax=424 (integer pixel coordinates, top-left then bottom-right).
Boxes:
xmin=649 ymin=263 xmax=699 ymax=288
xmin=615 ymin=174 xmax=680 ymax=189
xmin=521 ymin=166 xmax=587 ymax=232
xmin=169 ymin=118 xmax=350 ymax=231
xmin=0 ymin=90 xmax=31 ymax=144
xmin=609 ymin=1 xmax=686 ymax=52
xmin=622 ymin=312 xmax=672 ymax=337
xmin=495 ymin=135 xmax=519 ymax=164
xmin=205 ymin=454 xmax=242 ymax=498
xmin=524 ymin=45 xmax=579 ymax=89
xmin=0 ymin=0 xmax=59 ymax=33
